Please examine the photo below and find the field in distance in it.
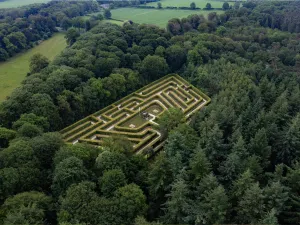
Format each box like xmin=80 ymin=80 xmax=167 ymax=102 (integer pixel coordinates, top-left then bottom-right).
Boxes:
xmin=0 ymin=33 xmax=66 ymax=102
xmin=111 ymin=8 xmax=224 ymax=27
xmin=60 ymin=75 xmax=210 ymax=157
xmin=0 ymin=0 xmax=49 ymax=8
xmin=145 ymin=0 xmax=233 ymax=8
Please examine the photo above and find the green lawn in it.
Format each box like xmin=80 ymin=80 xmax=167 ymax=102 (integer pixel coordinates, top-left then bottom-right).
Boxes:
xmin=0 ymin=0 xmax=49 ymax=8
xmin=111 ymin=8 xmax=224 ymax=27
xmin=145 ymin=0 xmax=233 ymax=8
xmin=0 ymin=33 xmax=67 ymax=102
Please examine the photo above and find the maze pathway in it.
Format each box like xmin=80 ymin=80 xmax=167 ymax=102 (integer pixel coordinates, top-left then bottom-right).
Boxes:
xmin=60 ymin=74 xmax=210 ymax=157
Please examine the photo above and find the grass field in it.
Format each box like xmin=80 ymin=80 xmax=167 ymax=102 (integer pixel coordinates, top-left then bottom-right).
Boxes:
xmin=111 ymin=8 xmax=224 ymax=27
xmin=145 ymin=0 xmax=233 ymax=8
xmin=0 ymin=0 xmax=49 ymax=8
xmin=0 ymin=33 xmax=67 ymax=102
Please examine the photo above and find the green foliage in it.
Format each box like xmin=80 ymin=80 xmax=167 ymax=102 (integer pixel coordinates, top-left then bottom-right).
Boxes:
xmin=114 ymin=183 xmax=147 ymax=225
xmin=0 ymin=167 xmax=19 ymax=200
xmin=1 ymin=2 xmax=300 ymax=224
xmin=278 ymin=113 xmax=300 ymax=165
xmin=157 ymin=107 xmax=185 ymax=137
xmin=16 ymin=123 xmax=42 ymax=138
xmin=166 ymin=45 xmax=186 ymax=71
xmin=195 ymin=185 xmax=229 ymax=224
xmin=0 ymin=0 xmax=98 ymax=62
xmin=54 ymin=143 xmax=100 ymax=169
xmin=12 ymin=113 xmax=49 ymax=131
xmin=134 ymin=216 xmax=162 ymax=225
xmin=95 ymin=150 xmax=129 ymax=174
xmin=51 ymin=157 xmax=88 ymax=196
xmin=157 ymin=2 xmax=162 ymax=9
xmin=190 ymin=148 xmax=212 ymax=180
xmin=222 ymin=2 xmax=229 ymax=10
xmin=190 ymin=2 xmax=196 ymax=9
xmin=232 ymin=170 xmax=255 ymax=200
xmin=263 ymin=181 xmax=289 ymax=214
xmin=205 ymin=3 xmax=211 ymax=9
xmin=2 ymin=191 xmax=52 ymax=225
xmin=148 ymin=152 xmax=173 ymax=199
xmin=139 ymin=55 xmax=169 ymax=81
xmin=260 ymin=208 xmax=279 ymax=225
xmin=65 ymin=28 xmax=80 ymax=46
xmin=29 ymin=53 xmax=49 ymax=74
xmin=237 ymin=183 xmax=265 ymax=223
xmin=104 ymin=9 xmax=112 ymax=19
xmin=99 ymin=169 xmax=127 ymax=197
xmin=163 ymin=178 xmax=191 ymax=224
xmin=0 ymin=127 xmax=16 ymax=148
xmin=30 ymin=132 xmax=63 ymax=170
xmin=248 ymin=128 xmax=271 ymax=168
xmin=58 ymin=181 xmax=101 ymax=224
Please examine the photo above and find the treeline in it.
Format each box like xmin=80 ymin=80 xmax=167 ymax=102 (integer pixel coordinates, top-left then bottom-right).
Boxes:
xmin=1 ymin=1 xmax=300 ymax=225
xmin=0 ymin=23 xmax=172 ymax=129
xmin=0 ymin=0 xmax=99 ymax=61
xmin=166 ymin=1 xmax=300 ymax=36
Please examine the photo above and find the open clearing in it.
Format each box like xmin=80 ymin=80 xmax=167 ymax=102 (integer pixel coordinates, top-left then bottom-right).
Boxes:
xmin=145 ymin=0 xmax=233 ymax=8
xmin=111 ymin=8 xmax=224 ymax=27
xmin=60 ymin=75 xmax=210 ymax=157
xmin=0 ymin=32 xmax=66 ymax=102
xmin=0 ymin=0 xmax=49 ymax=8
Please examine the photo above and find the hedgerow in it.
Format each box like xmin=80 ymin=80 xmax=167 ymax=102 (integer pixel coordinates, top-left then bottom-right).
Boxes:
xmin=60 ymin=75 xmax=210 ymax=156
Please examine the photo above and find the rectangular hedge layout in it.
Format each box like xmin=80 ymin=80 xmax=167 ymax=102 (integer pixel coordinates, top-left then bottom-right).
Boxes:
xmin=60 ymin=74 xmax=210 ymax=157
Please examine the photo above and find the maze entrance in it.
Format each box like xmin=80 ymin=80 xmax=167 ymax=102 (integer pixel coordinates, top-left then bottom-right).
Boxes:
xmin=60 ymin=74 xmax=210 ymax=156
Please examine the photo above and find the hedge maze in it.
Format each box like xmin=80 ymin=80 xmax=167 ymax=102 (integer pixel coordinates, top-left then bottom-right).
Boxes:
xmin=60 ymin=74 xmax=210 ymax=157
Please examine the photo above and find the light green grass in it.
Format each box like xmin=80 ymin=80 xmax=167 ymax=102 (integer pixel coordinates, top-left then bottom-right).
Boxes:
xmin=0 ymin=0 xmax=49 ymax=8
xmin=121 ymin=113 xmax=147 ymax=128
xmin=145 ymin=0 xmax=233 ymax=8
xmin=0 ymin=33 xmax=67 ymax=102
xmin=111 ymin=8 xmax=224 ymax=27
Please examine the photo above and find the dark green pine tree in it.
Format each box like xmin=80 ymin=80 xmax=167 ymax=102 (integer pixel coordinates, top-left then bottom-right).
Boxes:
xmin=248 ymin=128 xmax=271 ymax=168
xmin=281 ymin=194 xmax=300 ymax=225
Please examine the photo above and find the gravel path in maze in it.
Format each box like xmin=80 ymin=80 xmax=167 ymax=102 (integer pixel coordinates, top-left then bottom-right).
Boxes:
xmin=60 ymin=75 xmax=210 ymax=156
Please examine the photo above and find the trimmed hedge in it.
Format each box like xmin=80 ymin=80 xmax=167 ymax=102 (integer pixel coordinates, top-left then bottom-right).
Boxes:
xmin=166 ymin=86 xmax=188 ymax=102
xmin=168 ymin=91 xmax=188 ymax=109
xmin=60 ymin=117 xmax=91 ymax=134
xmin=184 ymin=99 xmax=206 ymax=116
xmin=161 ymin=91 xmax=181 ymax=109
xmin=93 ymin=105 xmax=115 ymax=117
xmin=60 ymin=74 xmax=210 ymax=156
xmin=66 ymin=121 xmax=104 ymax=142
xmin=135 ymin=5 xmax=156 ymax=9
xmin=134 ymin=131 xmax=158 ymax=153
xmin=63 ymin=121 xmax=92 ymax=139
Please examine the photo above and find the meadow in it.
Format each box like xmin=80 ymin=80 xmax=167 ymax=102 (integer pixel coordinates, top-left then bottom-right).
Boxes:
xmin=111 ymin=8 xmax=224 ymax=27
xmin=0 ymin=33 xmax=66 ymax=102
xmin=145 ymin=0 xmax=233 ymax=8
xmin=0 ymin=0 xmax=49 ymax=8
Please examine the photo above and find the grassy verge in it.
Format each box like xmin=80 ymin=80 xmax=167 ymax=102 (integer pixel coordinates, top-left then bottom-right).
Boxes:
xmin=0 ymin=32 xmax=67 ymax=102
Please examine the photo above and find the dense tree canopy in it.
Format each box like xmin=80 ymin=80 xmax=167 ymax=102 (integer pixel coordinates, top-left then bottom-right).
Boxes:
xmin=1 ymin=1 xmax=300 ymax=224
xmin=0 ymin=0 xmax=99 ymax=61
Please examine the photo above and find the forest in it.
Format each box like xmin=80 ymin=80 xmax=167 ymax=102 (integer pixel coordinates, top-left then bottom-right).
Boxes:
xmin=0 ymin=0 xmax=99 ymax=61
xmin=0 ymin=1 xmax=300 ymax=225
